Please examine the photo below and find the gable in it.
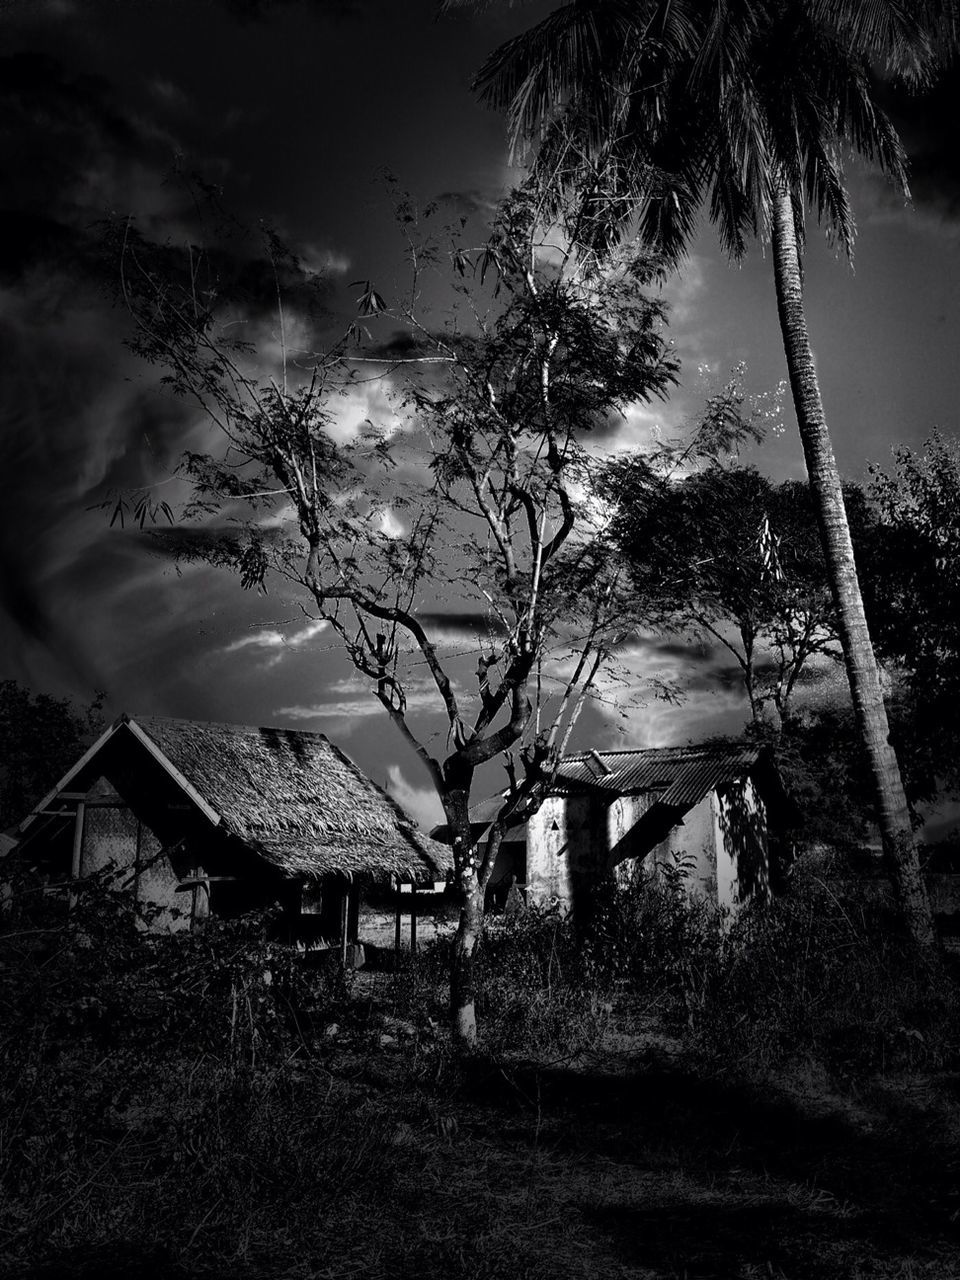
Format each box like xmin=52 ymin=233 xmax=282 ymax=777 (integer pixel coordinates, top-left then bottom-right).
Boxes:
xmin=17 ymin=715 xmax=451 ymax=884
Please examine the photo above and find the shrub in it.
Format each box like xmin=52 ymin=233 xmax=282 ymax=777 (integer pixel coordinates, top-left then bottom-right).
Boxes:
xmin=690 ymin=883 xmax=960 ymax=1078
xmin=0 ymin=869 xmax=343 ymax=1070
xmin=473 ymin=905 xmax=610 ymax=1056
xmin=582 ymin=859 xmax=724 ymax=1032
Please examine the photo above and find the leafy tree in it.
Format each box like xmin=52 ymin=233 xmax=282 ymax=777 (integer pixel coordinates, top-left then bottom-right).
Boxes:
xmin=605 ymin=447 xmax=879 ymax=730
xmin=109 ymin=179 xmax=692 ymax=1046
xmin=471 ymin=0 xmax=955 ymax=962
xmin=0 ymin=682 xmax=104 ymax=830
xmin=868 ymin=433 xmax=960 ymax=800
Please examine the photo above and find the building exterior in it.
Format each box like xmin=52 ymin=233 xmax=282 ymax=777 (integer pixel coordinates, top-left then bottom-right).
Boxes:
xmin=10 ymin=714 xmax=451 ymax=949
xmin=473 ymin=743 xmax=786 ymax=918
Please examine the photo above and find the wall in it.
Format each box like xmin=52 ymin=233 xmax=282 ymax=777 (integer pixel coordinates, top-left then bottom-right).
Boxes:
xmin=79 ymin=776 xmax=198 ymax=931
xmin=608 ymin=793 xmax=718 ymax=903
xmin=527 ymin=779 xmax=771 ymax=915
xmin=527 ymin=793 xmax=609 ymax=916
xmin=715 ymin=777 xmax=770 ymax=910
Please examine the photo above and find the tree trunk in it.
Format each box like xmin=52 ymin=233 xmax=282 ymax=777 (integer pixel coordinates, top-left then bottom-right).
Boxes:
xmin=444 ymin=779 xmax=484 ymax=1049
xmin=451 ymin=866 xmax=484 ymax=1048
xmin=770 ymin=187 xmax=939 ymax=964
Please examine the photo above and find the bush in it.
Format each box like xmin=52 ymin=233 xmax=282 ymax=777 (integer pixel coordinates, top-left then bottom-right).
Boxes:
xmin=691 ymin=883 xmax=960 ymax=1078
xmin=0 ymin=879 xmax=361 ymax=1270
xmin=0 ymin=878 xmax=339 ymax=1070
xmin=474 ymin=905 xmax=609 ymax=1056
xmin=385 ymin=905 xmax=609 ymax=1058
xmin=582 ymin=860 xmax=722 ymax=1032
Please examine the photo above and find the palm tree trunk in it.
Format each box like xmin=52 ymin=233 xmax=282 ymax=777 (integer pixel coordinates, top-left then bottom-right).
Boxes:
xmin=770 ymin=186 xmax=939 ymax=964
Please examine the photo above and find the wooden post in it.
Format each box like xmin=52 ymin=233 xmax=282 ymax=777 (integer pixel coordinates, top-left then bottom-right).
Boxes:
xmin=69 ymin=802 xmax=85 ymax=912
xmin=394 ymin=879 xmax=402 ymax=955
xmin=410 ymin=882 xmax=417 ymax=955
xmin=339 ymin=882 xmax=349 ymax=966
xmin=348 ymin=881 xmax=359 ymax=947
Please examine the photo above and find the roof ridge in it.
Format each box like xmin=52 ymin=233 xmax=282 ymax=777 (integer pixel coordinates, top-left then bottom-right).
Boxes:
xmin=565 ymin=742 xmax=753 ymax=760
xmin=130 ymin=713 xmax=333 ymax=743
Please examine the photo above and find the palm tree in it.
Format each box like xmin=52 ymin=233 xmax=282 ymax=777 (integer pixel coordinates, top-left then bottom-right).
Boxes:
xmin=474 ymin=0 xmax=955 ymax=961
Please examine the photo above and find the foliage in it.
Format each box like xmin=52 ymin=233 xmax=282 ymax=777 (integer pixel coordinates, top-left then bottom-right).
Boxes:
xmin=691 ymin=881 xmax=960 ymax=1078
xmin=473 ymin=905 xmax=609 ymax=1056
xmin=0 ymin=681 xmax=104 ymax=829
xmin=604 ymin=443 xmax=878 ymax=727
xmin=0 ymin=865 xmax=333 ymax=1069
xmin=4 ymin=864 xmax=960 ymax=1275
xmin=474 ymin=0 xmax=950 ymax=964
xmin=868 ymin=433 xmax=960 ymax=797
xmin=576 ymin=865 xmax=960 ymax=1079
xmin=108 ymin=173 xmax=690 ymax=1041
xmin=582 ymin=858 xmax=723 ymax=1032
xmin=384 ymin=907 xmax=608 ymax=1059
xmin=473 ymin=0 xmax=953 ymax=266
xmin=0 ymin=875 xmax=356 ymax=1271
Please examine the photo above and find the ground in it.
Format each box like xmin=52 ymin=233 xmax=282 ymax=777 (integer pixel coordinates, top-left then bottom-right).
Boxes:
xmin=10 ymin=973 xmax=960 ymax=1280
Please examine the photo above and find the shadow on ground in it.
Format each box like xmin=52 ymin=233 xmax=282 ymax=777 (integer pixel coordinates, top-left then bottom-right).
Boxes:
xmin=454 ymin=1050 xmax=960 ymax=1276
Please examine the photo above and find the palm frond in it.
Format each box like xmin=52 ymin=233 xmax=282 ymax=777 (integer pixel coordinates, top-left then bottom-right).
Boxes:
xmin=474 ymin=2 xmax=640 ymax=157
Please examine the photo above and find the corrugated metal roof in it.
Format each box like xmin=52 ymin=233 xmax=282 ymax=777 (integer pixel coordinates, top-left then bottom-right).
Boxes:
xmin=556 ymin=744 xmax=761 ymax=811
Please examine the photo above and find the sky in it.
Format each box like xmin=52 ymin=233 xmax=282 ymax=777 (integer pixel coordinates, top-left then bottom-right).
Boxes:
xmin=3 ymin=0 xmax=960 ymax=830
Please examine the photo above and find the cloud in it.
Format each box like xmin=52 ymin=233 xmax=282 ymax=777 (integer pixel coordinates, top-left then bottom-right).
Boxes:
xmin=580 ymin=632 xmax=750 ymax=748
xmin=149 ymin=78 xmax=190 ymax=110
xmin=385 ymin=764 xmax=444 ymax=831
xmin=417 ymin=612 xmax=506 ymax=645
xmin=221 ymin=618 xmax=327 ymax=667
xmin=874 ymin=69 xmax=960 ymax=235
xmin=322 ymin=378 xmax=405 ymax=443
xmin=278 ymin=686 xmax=441 ymax=723
xmin=378 ymin=507 xmax=405 ymax=539
xmin=276 ymin=672 xmax=447 ymax=729
xmin=298 ymin=242 xmax=351 ymax=276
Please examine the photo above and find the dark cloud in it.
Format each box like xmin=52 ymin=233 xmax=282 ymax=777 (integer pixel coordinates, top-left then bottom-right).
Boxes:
xmin=0 ymin=52 xmax=151 ymax=281
xmin=645 ymin=637 xmax=718 ymax=663
xmin=417 ymin=610 xmax=506 ymax=635
xmin=431 ymin=189 xmax=497 ymax=220
xmin=216 ymin=0 xmax=383 ymax=21
xmin=878 ymin=66 xmax=960 ymax=224
xmin=363 ymin=328 xmax=445 ymax=361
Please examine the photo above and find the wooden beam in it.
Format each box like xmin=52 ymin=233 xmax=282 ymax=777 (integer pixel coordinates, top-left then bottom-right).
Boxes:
xmin=410 ymin=882 xmax=417 ymax=955
xmin=175 ymin=876 xmax=239 ymax=891
xmin=69 ymin=801 xmax=85 ymax=911
xmin=125 ymin=720 xmax=222 ymax=826
xmin=394 ymin=879 xmax=402 ymax=955
xmin=339 ymin=886 xmax=349 ymax=966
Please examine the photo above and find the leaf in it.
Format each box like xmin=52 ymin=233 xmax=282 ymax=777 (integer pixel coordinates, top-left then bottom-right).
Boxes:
xmin=351 ymin=280 xmax=387 ymax=317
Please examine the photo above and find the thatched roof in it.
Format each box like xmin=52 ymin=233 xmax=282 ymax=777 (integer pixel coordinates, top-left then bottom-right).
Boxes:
xmin=20 ymin=715 xmax=452 ymax=884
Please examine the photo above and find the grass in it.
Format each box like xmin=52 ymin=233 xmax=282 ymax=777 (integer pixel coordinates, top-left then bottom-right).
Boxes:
xmin=10 ymin=1034 xmax=960 ymax=1280
xmin=4 ymin=874 xmax=960 ymax=1278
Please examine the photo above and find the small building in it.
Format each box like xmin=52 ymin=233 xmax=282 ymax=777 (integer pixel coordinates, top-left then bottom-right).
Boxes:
xmin=11 ymin=714 xmax=452 ymax=951
xmin=529 ymin=743 xmax=784 ymax=916
xmin=464 ymin=743 xmax=787 ymax=918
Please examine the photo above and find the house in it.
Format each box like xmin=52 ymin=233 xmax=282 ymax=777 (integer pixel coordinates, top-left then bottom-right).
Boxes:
xmin=461 ymin=743 xmax=788 ymax=918
xmin=10 ymin=714 xmax=452 ymax=952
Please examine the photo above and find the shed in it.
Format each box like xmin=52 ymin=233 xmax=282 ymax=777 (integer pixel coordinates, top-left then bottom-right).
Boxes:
xmin=528 ymin=743 xmax=785 ymax=916
xmin=12 ymin=714 xmax=451 ymax=949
